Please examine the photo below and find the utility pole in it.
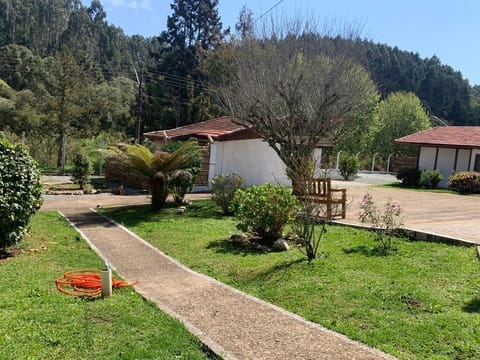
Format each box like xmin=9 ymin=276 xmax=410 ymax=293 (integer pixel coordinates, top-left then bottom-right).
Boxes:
xmin=134 ymin=63 xmax=143 ymax=144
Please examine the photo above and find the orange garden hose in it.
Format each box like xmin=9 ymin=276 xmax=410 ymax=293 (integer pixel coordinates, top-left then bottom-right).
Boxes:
xmin=56 ymin=270 xmax=138 ymax=297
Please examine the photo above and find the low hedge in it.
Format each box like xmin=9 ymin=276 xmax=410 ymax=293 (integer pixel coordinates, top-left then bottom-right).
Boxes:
xmin=448 ymin=171 xmax=480 ymax=194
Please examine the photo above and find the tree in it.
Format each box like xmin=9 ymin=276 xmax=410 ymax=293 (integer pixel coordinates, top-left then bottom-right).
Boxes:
xmin=220 ymin=22 xmax=378 ymax=191
xmin=146 ymin=0 xmax=226 ymax=129
xmin=71 ymin=153 xmax=90 ymax=189
xmin=0 ymin=44 xmax=46 ymax=91
xmin=42 ymin=52 xmax=98 ymax=172
xmin=372 ymin=92 xmax=431 ymax=156
xmin=235 ymin=5 xmax=254 ymax=39
xmin=105 ymin=140 xmax=201 ymax=211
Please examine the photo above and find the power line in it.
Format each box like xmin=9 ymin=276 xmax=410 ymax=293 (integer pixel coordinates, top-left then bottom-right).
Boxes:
xmin=253 ymin=0 xmax=286 ymax=24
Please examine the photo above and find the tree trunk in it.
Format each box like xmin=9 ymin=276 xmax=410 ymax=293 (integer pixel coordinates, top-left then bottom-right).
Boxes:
xmin=150 ymin=173 xmax=169 ymax=212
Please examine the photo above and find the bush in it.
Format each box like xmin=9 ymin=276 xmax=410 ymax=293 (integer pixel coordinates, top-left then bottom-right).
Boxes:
xmin=419 ymin=169 xmax=443 ymax=189
xmin=396 ymin=167 xmax=420 ymax=186
xmin=448 ymin=171 xmax=480 ymax=194
xmin=169 ymin=170 xmax=195 ymax=204
xmin=231 ymin=184 xmax=298 ymax=245
xmin=71 ymin=153 xmax=90 ymax=189
xmin=211 ymin=173 xmax=245 ymax=215
xmin=0 ymin=137 xmax=43 ymax=249
xmin=338 ymin=153 xmax=359 ymax=180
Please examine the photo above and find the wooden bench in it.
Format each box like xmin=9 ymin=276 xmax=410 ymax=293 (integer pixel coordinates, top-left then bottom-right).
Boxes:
xmin=297 ymin=178 xmax=347 ymax=219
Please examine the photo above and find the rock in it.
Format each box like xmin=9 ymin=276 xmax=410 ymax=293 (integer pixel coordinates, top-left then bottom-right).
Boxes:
xmin=273 ymin=239 xmax=290 ymax=252
xmin=230 ymin=234 xmax=251 ymax=248
xmin=177 ymin=206 xmax=186 ymax=214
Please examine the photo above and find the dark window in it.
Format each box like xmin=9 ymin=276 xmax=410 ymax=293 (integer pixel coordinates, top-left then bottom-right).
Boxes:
xmin=474 ymin=154 xmax=480 ymax=172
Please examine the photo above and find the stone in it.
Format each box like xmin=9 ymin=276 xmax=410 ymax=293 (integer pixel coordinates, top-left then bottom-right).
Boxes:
xmin=230 ymin=234 xmax=251 ymax=248
xmin=177 ymin=206 xmax=187 ymax=214
xmin=273 ymin=239 xmax=290 ymax=252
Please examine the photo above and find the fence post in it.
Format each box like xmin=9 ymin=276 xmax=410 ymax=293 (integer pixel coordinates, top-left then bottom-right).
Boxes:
xmin=335 ymin=151 xmax=342 ymax=170
xmin=386 ymin=153 xmax=393 ymax=173
xmin=371 ymin=153 xmax=379 ymax=172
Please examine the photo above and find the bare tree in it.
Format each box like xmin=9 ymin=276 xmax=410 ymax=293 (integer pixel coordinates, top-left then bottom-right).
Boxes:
xmin=220 ymin=19 xmax=378 ymax=191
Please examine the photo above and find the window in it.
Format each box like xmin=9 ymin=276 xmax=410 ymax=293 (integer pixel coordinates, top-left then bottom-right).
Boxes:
xmin=474 ymin=154 xmax=480 ymax=172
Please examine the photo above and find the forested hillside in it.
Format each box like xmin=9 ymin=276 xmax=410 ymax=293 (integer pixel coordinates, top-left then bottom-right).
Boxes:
xmin=1 ymin=0 xmax=479 ymax=170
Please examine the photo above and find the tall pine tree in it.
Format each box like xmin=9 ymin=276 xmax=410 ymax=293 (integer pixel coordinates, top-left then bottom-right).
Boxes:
xmin=145 ymin=0 xmax=225 ymax=130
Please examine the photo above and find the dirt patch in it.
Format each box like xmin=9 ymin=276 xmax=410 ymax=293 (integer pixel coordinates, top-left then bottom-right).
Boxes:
xmin=0 ymin=248 xmax=22 ymax=261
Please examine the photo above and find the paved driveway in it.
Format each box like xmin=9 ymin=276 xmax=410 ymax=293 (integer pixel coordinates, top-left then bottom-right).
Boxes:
xmin=332 ymin=179 xmax=480 ymax=245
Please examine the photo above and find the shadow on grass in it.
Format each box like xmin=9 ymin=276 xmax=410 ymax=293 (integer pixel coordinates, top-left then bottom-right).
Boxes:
xmin=100 ymin=199 xmax=228 ymax=228
xmin=342 ymin=245 xmax=396 ymax=257
xmin=462 ymin=297 xmax=480 ymax=313
xmin=206 ymin=239 xmax=267 ymax=257
xmin=183 ymin=200 xmax=227 ymax=219
xmin=250 ymin=257 xmax=307 ymax=283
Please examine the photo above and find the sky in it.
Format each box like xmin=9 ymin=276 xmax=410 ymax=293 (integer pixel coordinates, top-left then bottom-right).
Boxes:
xmin=81 ymin=0 xmax=480 ymax=85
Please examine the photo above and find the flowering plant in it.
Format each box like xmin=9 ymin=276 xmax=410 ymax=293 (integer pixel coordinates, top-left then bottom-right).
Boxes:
xmin=448 ymin=171 xmax=480 ymax=194
xmin=359 ymin=193 xmax=403 ymax=252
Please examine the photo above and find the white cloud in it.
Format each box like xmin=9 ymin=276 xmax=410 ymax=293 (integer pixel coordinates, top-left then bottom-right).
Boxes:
xmin=110 ymin=0 xmax=152 ymax=10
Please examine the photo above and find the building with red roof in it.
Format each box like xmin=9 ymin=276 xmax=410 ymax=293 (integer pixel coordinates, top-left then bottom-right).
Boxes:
xmin=144 ymin=116 xmax=330 ymax=189
xmin=395 ymin=126 xmax=480 ymax=186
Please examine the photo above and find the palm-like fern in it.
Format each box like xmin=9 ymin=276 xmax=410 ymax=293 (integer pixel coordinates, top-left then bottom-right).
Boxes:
xmin=105 ymin=140 xmax=201 ymax=211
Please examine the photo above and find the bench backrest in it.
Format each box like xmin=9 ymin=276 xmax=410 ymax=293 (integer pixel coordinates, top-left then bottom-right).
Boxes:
xmin=304 ymin=178 xmax=331 ymax=197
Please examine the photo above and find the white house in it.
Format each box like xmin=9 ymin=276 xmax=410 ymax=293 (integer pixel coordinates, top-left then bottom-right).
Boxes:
xmin=395 ymin=126 xmax=480 ymax=187
xmin=144 ymin=117 xmax=329 ymax=190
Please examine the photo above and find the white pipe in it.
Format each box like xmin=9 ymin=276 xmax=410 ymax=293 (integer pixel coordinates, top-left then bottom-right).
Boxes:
xmin=386 ymin=153 xmax=393 ymax=173
xmin=101 ymin=262 xmax=112 ymax=298
xmin=335 ymin=151 xmax=342 ymax=170
xmin=371 ymin=153 xmax=379 ymax=172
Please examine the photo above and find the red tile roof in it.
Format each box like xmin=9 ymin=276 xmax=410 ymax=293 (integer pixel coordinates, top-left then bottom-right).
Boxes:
xmin=395 ymin=126 xmax=480 ymax=148
xmin=143 ymin=116 xmax=255 ymax=141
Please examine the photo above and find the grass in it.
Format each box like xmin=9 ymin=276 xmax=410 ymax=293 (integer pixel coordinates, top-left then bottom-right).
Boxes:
xmin=0 ymin=211 xmax=213 ymax=360
xmin=101 ymin=200 xmax=480 ymax=360
xmin=381 ymin=182 xmax=480 ymax=197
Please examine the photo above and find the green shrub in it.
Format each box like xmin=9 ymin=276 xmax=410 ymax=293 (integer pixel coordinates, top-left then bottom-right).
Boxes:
xmin=396 ymin=167 xmax=420 ymax=186
xmin=163 ymin=140 xmax=202 ymax=204
xmin=448 ymin=171 xmax=480 ymax=194
xmin=338 ymin=153 xmax=359 ymax=180
xmin=0 ymin=137 xmax=43 ymax=248
xmin=419 ymin=169 xmax=444 ymax=189
xmin=231 ymin=184 xmax=298 ymax=245
xmin=71 ymin=153 xmax=90 ymax=189
xmin=211 ymin=173 xmax=245 ymax=215
xmin=169 ymin=170 xmax=195 ymax=204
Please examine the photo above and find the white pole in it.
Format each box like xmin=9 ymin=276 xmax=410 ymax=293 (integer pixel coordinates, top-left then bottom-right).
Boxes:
xmin=386 ymin=154 xmax=393 ymax=173
xmin=371 ymin=153 xmax=379 ymax=172
xmin=335 ymin=151 xmax=342 ymax=170
xmin=101 ymin=262 xmax=112 ymax=298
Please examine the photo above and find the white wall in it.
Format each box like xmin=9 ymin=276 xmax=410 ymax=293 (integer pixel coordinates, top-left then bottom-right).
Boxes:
xmin=211 ymin=139 xmax=291 ymax=186
xmin=418 ymin=146 xmax=436 ymax=169
xmin=436 ymin=148 xmax=456 ymax=186
xmin=457 ymin=149 xmax=471 ymax=171
xmin=209 ymin=139 xmax=325 ymax=187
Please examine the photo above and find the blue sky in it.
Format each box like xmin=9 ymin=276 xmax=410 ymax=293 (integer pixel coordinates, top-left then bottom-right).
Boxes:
xmin=81 ymin=0 xmax=480 ymax=85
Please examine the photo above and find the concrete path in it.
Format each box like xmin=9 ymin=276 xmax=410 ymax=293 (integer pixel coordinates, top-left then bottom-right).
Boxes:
xmin=42 ymin=194 xmax=395 ymax=360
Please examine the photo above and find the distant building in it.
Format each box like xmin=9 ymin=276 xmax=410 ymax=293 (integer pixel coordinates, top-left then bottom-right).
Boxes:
xmin=395 ymin=126 xmax=480 ymax=187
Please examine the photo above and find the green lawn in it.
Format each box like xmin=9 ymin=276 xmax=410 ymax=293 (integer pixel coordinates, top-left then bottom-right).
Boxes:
xmin=101 ymin=200 xmax=480 ymax=360
xmin=0 ymin=211 xmax=213 ymax=360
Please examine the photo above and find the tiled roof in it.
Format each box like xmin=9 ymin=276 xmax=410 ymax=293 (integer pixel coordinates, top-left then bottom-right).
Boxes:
xmin=143 ymin=116 xmax=254 ymax=141
xmin=395 ymin=126 xmax=480 ymax=148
